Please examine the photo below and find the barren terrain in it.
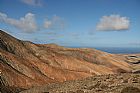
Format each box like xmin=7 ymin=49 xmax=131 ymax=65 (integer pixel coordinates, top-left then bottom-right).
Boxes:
xmin=0 ymin=30 xmax=140 ymax=93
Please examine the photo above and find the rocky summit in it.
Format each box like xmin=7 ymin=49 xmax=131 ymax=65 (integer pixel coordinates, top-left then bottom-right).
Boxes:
xmin=0 ymin=30 xmax=139 ymax=93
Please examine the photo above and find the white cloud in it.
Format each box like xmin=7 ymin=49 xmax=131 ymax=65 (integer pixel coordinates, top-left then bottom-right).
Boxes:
xmin=21 ymin=0 xmax=42 ymax=6
xmin=0 ymin=12 xmax=65 ymax=33
xmin=0 ymin=12 xmax=38 ymax=33
xmin=96 ymin=15 xmax=130 ymax=31
xmin=44 ymin=20 xmax=52 ymax=29
xmin=44 ymin=15 xmax=65 ymax=30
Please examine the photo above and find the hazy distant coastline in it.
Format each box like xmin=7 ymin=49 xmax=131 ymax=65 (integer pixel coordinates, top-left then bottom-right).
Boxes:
xmin=66 ymin=46 xmax=140 ymax=54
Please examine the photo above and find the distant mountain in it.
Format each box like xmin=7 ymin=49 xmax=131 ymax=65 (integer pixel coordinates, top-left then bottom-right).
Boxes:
xmin=0 ymin=30 xmax=132 ymax=93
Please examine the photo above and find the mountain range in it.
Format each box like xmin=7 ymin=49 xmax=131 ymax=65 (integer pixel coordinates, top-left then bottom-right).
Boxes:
xmin=0 ymin=30 xmax=139 ymax=93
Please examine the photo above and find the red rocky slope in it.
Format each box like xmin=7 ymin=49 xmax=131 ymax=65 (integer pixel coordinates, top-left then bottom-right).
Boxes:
xmin=0 ymin=30 xmax=132 ymax=92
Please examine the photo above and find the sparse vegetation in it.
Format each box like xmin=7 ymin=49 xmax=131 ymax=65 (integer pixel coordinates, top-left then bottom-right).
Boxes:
xmin=121 ymin=86 xmax=140 ymax=93
xmin=19 ymin=73 xmax=140 ymax=93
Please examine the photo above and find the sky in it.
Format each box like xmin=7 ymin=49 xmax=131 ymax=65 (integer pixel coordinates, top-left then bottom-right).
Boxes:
xmin=0 ymin=0 xmax=140 ymax=48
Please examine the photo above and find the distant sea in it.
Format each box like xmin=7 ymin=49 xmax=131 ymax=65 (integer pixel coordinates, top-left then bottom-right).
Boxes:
xmin=94 ymin=47 xmax=140 ymax=54
xmin=67 ymin=46 xmax=140 ymax=54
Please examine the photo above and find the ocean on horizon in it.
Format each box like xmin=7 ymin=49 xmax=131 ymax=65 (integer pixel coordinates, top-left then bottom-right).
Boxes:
xmin=94 ymin=47 xmax=140 ymax=54
xmin=67 ymin=46 xmax=140 ymax=54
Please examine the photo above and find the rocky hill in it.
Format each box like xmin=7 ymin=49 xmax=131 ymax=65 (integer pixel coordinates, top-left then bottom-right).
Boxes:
xmin=0 ymin=30 xmax=134 ymax=93
xmin=20 ymin=73 xmax=140 ymax=93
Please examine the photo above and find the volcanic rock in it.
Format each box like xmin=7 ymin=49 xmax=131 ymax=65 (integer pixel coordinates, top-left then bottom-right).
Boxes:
xmin=0 ymin=30 xmax=132 ymax=92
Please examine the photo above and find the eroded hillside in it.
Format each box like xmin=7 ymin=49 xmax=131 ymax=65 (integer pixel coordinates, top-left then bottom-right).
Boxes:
xmin=0 ymin=30 xmax=132 ymax=92
xmin=20 ymin=73 xmax=140 ymax=93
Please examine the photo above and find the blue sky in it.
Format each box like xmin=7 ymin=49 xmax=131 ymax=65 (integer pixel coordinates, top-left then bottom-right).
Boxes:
xmin=0 ymin=0 xmax=140 ymax=48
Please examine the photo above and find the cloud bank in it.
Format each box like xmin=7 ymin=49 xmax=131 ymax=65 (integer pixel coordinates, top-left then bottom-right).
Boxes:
xmin=0 ymin=12 xmax=38 ymax=33
xmin=44 ymin=15 xmax=65 ymax=30
xmin=21 ymin=0 xmax=42 ymax=6
xmin=96 ymin=15 xmax=130 ymax=31
xmin=0 ymin=12 xmax=65 ymax=33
